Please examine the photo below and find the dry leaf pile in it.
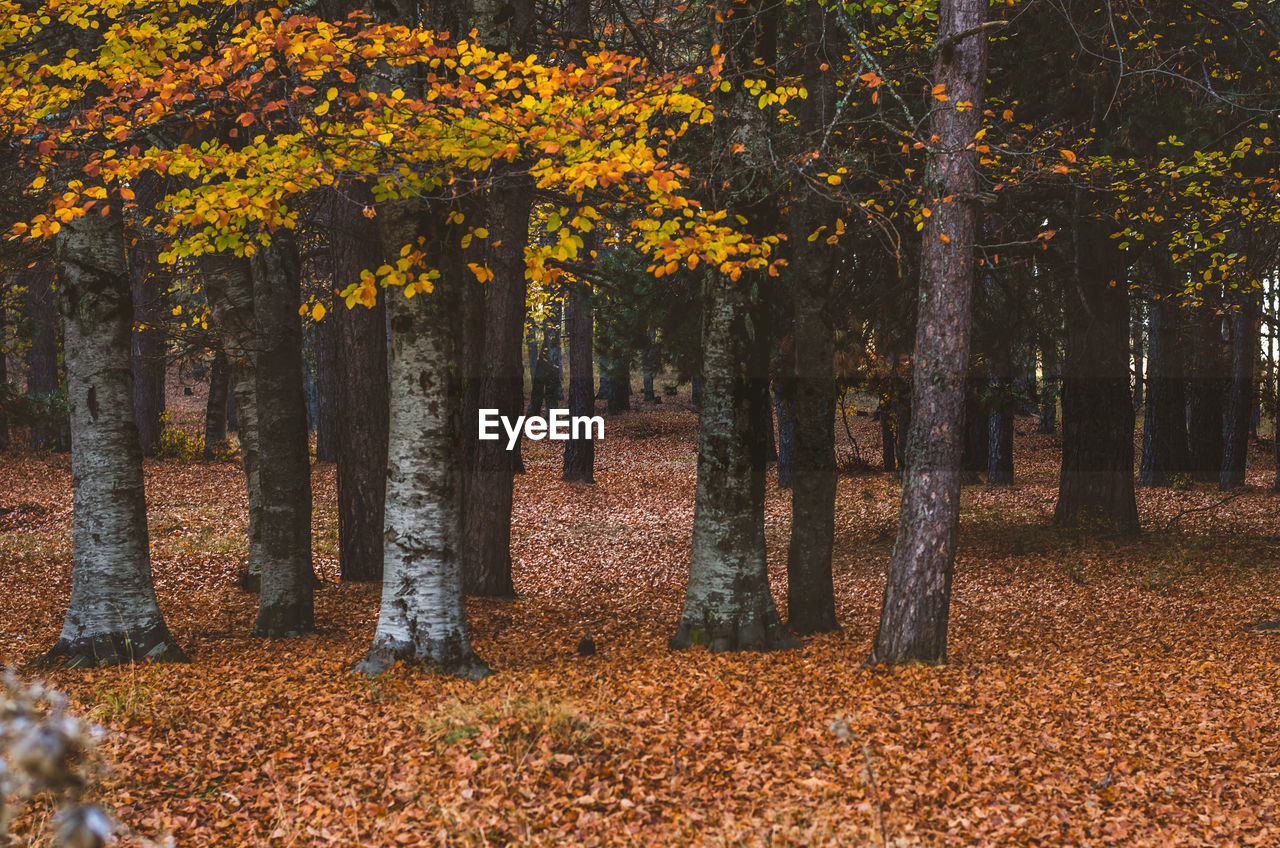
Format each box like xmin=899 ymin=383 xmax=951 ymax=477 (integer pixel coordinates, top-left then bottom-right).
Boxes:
xmin=1 ymin=406 xmax=1278 ymax=846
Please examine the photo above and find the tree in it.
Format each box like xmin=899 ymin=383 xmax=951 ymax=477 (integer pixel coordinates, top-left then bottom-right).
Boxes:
xmin=42 ymin=200 xmax=185 ymax=667
xmin=867 ymin=0 xmax=990 ymax=666
xmin=1138 ymin=292 xmax=1189 ymax=486
xmin=355 ymin=204 xmax=489 ymax=678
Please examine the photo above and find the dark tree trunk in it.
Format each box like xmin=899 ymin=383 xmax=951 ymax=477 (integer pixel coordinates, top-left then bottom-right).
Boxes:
xmin=1131 ymin=302 xmax=1144 ymax=412
xmin=130 ymin=243 xmax=166 ymax=457
xmin=987 ymin=405 xmax=1014 ymax=485
xmin=1138 ymin=296 xmax=1189 ymax=486
xmin=776 ymin=392 xmax=796 ymax=488
xmin=642 ymin=329 xmax=658 ymax=402
xmin=960 ymin=375 xmax=988 ymax=483
xmin=868 ymin=0 xmax=988 ymax=666
xmin=461 ymin=173 xmax=530 ymax=597
xmin=784 ymin=0 xmax=839 ymax=637
xmin=248 ymin=232 xmax=316 ymax=637
xmin=203 ymin=349 xmax=229 ymax=459
xmin=0 ymin=306 xmax=9 ymax=453
xmin=314 ymin=311 xmax=338 ymax=463
xmin=670 ymin=271 xmax=794 ymax=652
xmin=332 ymin=193 xmax=389 ymax=583
xmin=226 ymin=380 xmax=238 ymax=432
xmin=691 ymin=374 xmax=703 ymax=407
xmin=563 ymin=278 xmax=595 ymax=482
xmin=526 ymin=299 xmax=562 ymax=419
xmin=43 ymin=198 xmax=185 ymax=667
xmin=878 ymin=394 xmax=896 ymax=473
xmin=1053 ymin=218 xmax=1139 ymax=532
xmin=24 ymin=263 xmax=69 ymax=451
xmin=1220 ymin=293 xmax=1259 ymax=491
xmin=1187 ymin=297 xmax=1227 ymax=481
xmin=1038 ymin=340 xmax=1058 ymax=434
xmin=986 ymin=343 xmax=1014 ymax=486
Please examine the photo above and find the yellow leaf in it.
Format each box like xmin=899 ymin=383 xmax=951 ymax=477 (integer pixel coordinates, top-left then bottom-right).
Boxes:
xmin=312 ymin=303 xmax=327 ymax=322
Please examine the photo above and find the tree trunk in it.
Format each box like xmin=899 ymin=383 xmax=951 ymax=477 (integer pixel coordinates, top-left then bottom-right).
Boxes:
xmin=1187 ymin=296 xmax=1227 ymax=481
xmin=461 ymin=172 xmax=530 ymax=598
xmin=1053 ymin=218 xmax=1139 ymax=532
xmin=868 ymin=0 xmax=988 ymax=666
xmin=356 ymin=206 xmax=489 ymax=679
xmin=563 ymin=278 xmax=595 ymax=483
xmin=784 ymin=0 xmax=839 ymax=636
xmin=130 ymin=243 xmax=166 ymax=457
xmin=776 ymin=391 xmax=796 ymax=488
xmin=203 ymin=256 xmax=266 ymax=587
xmin=1220 ymin=292 xmax=1259 ymax=491
xmin=24 ymin=263 xmax=69 ymax=451
xmin=960 ymin=374 xmax=988 ymax=483
xmin=642 ymin=328 xmax=658 ymax=402
xmin=878 ymin=394 xmax=896 ymax=473
xmin=691 ymin=374 xmax=703 ymax=407
xmin=42 ymin=199 xmax=185 ymax=667
xmin=1131 ymin=301 xmax=1144 ymax=412
xmin=1038 ymin=340 xmax=1058 ymax=434
xmin=0 ymin=305 xmax=9 ymax=453
xmin=203 ymin=349 xmax=229 ymax=459
xmin=246 ymin=233 xmax=316 ymax=637
xmin=332 ymin=193 xmax=389 ymax=583
xmin=315 ymin=312 xmax=338 ymax=463
xmin=1138 ymin=296 xmax=1189 ymax=486
xmin=670 ymin=270 xmax=793 ymax=652
xmin=986 ymin=347 xmax=1014 ymax=486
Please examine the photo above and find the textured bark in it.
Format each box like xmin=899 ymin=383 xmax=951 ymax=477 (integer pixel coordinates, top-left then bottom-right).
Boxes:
xmin=1187 ymin=297 xmax=1227 ymax=481
xmin=0 ymin=305 xmax=9 ymax=453
xmin=203 ymin=256 xmax=265 ymax=584
xmin=42 ymin=201 xmax=185 ymax=668
xmin=1220 ymin=294 xmax=1259 ymax=491
xmin=332 ymin=193 xmax=389 ymax=583
xmin=314 ymin=313 xmax=338 ymax=463
xmin=960 ymin=376 xmax=988 ymax=483
xmin=670 ymin=271 xmax=794 ymax=653
xmin=1038 ymin=340 xmax=1058 ymax=434
xmin=775 ymin=392 xmax=796 ymax=488
xmin=784 ymin=0 xmax=839 ymax=637
xmin=562 ymin=278 xmax=595 ymax=482
xmin=1138 ymin=297 xmax=1189 ymax=486
xmin=248 ymin=232 xmax=316 ymax=637
xmin=1053 ymin=219 xmax=1139 ymax=532
xmin=203 ymin=349 xmax=229 ymax=459
xmin=868 ymin=0 xmax=988 ymax=666
xmin=1131 ymin=304 xmax=1144 ymax=412
xmin=356 ymin=205 xmax=488 ymax=679
xmin=461 ymin=173 xmax=528 ymax=598
xmin=878 ymin=395 xmax=897 ymax=473
xmin=130 ymin=240 xmax=166 ymax=456
xmin=987 ymin=405 xmax=1014 ymax=485
xmin=24 ymin=263 xmax=69 ymax=451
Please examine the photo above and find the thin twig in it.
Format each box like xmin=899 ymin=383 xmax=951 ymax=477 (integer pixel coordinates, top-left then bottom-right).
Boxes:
xmin=861 ymin=744 xmax=889 ymax=848
xmin=1162 ymin=490 xmax=1245 ymax=533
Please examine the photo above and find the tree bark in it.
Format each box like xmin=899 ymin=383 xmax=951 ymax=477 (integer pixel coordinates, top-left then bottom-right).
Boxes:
xmin=1138 ymin=296 xmax=1189 ymax=486
xmin=1038 ymin=339 xmax=1058 ymax=434
xmin=670 ymin=270 xmax=794 ymax=653
xmin=461 ymin=172 xmax=529 ymax=598
xmin=1053 ymin=217 xmax=1139 ymax=532
xmin=203 ymin=348 xmax=229 ymax=459
xmin=1220 ymin=291 xmax=1259 ymax=491
xmin=784 ymin=0 xmax=839 ymax=637
xmin=356 ymin=205 xmax=489 ymax=679
xmin=775 ymin=391 xmax=796 ymax=488
xmin=314 ymin=312 xmax=338 ymax=463
xmin=203 ymin=256 xmax=266 ymax=586
xmin=868 ymin=0 xmax=988 ymax=666
xmin=563 ymin=278 xmax=595 ymax=482
xmin=1187 ymin=295 xmax=1227 ymax=481
xmin=247 ymin=232 xmax=316 ymax=637
xmin=24 ymin=263 xmax=69 ymax=451
xmin=42 ymin=199 xmax=185 ymax=667
xmin=332 ymin=193 xmax=389 ymax=583
xmin=130 ymin=240 xmax=166 ymax=457
xmin=1131 ymin=301 xmax=1144 ymax=412
xmin=0 ymin=305 xmax=9 ymax=453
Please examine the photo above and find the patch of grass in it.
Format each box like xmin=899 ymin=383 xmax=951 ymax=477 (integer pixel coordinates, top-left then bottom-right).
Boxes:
xmin=421 ymin=695 xmax=599 ymax=759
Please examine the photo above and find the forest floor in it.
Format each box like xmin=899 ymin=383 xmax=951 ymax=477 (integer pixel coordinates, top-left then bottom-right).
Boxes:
xmin=1 ymin=398 xmax=1279 ymax=846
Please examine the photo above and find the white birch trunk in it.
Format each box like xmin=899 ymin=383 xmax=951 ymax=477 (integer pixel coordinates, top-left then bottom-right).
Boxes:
xmin=356 ymin=207 xmax=488 ymax=679
xmin=44 ymin=202 xmax=185 ymax=667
